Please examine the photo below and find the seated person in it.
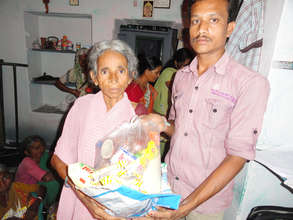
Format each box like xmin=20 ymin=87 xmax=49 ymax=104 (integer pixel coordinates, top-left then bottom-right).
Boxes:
xmin=0 ymin=167 xmax=46 ymax=220
xmin=125 ymin=55 xmax=162 ymax=115
xmin=55 ymin=48 xmax=96 ymax=98
xmin=15 ymin=135 xmax=61 ymax=208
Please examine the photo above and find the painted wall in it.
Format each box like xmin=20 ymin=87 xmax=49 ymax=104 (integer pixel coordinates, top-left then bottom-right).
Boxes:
xmin=257 ymin=0 xmax=293 ymax=149
xmin=0 ymin=0 xmax=184 ymax=145
xmin=225 ymin=1 xmax=293 ymax=219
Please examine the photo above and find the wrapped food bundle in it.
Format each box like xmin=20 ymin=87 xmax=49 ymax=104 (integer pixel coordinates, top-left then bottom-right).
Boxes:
xmin=68 ymin=117 xmax=180 ymax=217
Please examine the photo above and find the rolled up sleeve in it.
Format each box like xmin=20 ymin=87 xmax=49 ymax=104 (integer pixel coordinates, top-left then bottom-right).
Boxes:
xmin=225 ymin=75 xmax=270 ymax=160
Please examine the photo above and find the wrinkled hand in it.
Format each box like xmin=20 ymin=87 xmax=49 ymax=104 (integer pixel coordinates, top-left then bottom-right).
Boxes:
xmin=74 ymin=189 xmax=126 ymax=220
xmin=73 ymin=89 xmax=80 ymax=98
xmin=139 ymin=113 xmax=167 ymax=133
xmin=42 ymin=171 xmax=55 ymax=182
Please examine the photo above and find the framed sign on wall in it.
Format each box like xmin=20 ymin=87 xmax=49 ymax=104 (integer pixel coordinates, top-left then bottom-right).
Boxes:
xmin=143 ymin=1 xmax=153 ymax=17
xmin=69 ymin=0 xmax=79 ymax=6
xmin=154 ymin=0 xmax=171 ymax=9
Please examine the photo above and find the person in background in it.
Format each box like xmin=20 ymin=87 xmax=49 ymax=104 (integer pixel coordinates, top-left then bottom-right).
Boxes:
xmin=55 ymin=48 xmax=93 ymax=98
xmin=126 ymin=55 xmax=162 ymax=115
xmin=0 ymin=166 xmax=46 ymax=220
xmin=50 ymin=40 xmax=145 ymax=220
xmin=153 ymin=47 xmax=193 ymax=160
xmin=143 ymin=0 xmax=270 ymax=219
xmin=153 ymin=47 xmax=194 ymax=117
xmin=15 ymin=135 xmax=60 ymax=209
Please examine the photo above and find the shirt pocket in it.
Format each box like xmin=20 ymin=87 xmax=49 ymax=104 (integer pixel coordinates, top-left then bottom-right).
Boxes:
xmin=203 ymin=98 xmax=234 ymax=129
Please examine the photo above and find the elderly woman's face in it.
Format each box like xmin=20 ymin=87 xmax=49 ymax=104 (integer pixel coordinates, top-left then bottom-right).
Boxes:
xmin=91 ymin=50 xmax=131 ymax=109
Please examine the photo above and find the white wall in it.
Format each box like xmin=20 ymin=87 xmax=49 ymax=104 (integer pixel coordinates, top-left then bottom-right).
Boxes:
xmin=225 ymin=1 xmax=293 ymax=219
xmin=258 ymin=0 xmax=285 ymax=76
xmin=0 ymin=0 xmax=184 ymax=145
xmin=257 ymin=0 xmax=293 ymax=149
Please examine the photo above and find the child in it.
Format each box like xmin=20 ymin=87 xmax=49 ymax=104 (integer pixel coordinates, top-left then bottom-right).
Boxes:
xmin=15 ymin=135 xmax=60 ymax=208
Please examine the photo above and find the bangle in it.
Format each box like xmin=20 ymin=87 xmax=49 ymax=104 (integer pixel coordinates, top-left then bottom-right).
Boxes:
xmin=64 ymin=176 xmax=70 ymax=188
xmin=37 ymin=196 xmax=43 ymax=200
xmin=162 ymin=116 xmax=170 ymax=130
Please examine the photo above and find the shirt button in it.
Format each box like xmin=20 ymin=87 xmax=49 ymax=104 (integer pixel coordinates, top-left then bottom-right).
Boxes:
xmin=253 ymin=130 xmax=258 ymax=134
xmin=213 ymin=108 xmax=217 ymax=113
xmin=195 ymin=86 xmax=199 ymax=90
xmin=189 ymin=109 xmax=193 ymax=113
xmin=175 ymin=176 xmax=179 ymax=180
xmin=184 ymin=132 xmax=188 ymax=136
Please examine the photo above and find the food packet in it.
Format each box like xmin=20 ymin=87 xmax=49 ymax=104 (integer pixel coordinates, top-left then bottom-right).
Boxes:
xmin=68 ymin=117 xmax=181 ymax=217
xmin=94 ymin=116 xmax=161 ymax=194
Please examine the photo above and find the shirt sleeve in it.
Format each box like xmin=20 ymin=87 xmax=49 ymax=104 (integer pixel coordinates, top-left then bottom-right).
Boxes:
xmin=23 ymin=158 xmax=47 ymax=181
xmin=225 ymin=75 xmax=270 ymax=160
xmin=54 ymin=100 xmax=81 ymax=164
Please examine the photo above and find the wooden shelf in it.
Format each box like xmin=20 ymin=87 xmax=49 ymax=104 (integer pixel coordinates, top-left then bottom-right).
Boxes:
xmin=25 ymin=11 xmax=92 ymax=19
xmin=33 ymin=104 xmax=66 ymax=114
xmin=32 ymin=80 xmax=75 ymax=87
xmin=32 ymin=79 xmax=56 ymax=85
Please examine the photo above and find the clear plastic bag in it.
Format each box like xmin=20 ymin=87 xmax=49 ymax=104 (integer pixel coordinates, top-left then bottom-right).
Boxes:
xmin=94 ymin=116 xmax=161 ymax=194
xmin=68 ymin=117 xmax=181 ymax=217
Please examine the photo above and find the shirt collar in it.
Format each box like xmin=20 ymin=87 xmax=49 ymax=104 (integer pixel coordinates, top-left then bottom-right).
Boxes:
xmin=189 ymin=51 xmax=230 ymax=76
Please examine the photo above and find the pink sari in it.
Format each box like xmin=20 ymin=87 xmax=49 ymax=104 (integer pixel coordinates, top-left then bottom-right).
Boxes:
xmin=54 ymin=92 xmax=135 ymax=220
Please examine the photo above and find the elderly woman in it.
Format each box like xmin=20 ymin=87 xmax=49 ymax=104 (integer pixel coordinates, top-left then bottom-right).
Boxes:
xmin=55 ymin=48 xmax=90 ymax=98
xmin=50 ymin=40 xmax=142 ymax=220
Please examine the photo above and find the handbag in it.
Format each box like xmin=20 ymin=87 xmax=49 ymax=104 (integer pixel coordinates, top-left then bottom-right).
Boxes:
xmin=247 ymin=206 xmax=293 ymax=220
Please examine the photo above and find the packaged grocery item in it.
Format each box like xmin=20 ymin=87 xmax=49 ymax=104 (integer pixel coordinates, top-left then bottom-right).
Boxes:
xmin=68 ymin=117 xmax=180 ymax=217
xmin=94 ymin=116 xmax=161 ymax=194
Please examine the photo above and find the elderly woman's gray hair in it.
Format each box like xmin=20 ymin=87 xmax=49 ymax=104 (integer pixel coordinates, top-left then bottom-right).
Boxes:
xmin=88 ymin=40 xmax=138 ymax=79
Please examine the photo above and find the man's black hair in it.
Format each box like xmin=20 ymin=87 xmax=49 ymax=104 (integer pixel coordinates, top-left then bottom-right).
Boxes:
xmin=188 ymin=0 xmax=243 ymax=23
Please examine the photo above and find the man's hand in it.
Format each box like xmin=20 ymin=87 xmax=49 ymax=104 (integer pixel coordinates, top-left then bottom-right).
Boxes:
xmin=139 ymin=113 xmax=174 ymax=136
xmin=147 ymin=206 xmax=188 ymax=220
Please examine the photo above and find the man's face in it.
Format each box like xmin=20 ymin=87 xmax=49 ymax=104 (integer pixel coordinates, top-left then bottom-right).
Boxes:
xmin=189 ymin=0 xmax=235 ymax=56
